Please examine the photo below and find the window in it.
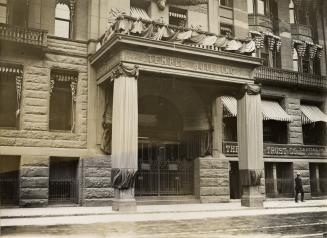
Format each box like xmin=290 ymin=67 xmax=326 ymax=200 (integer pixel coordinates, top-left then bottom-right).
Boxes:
xmin=0 ymin=63 xmax=23 ymax=129
xmin=169 ymin=7 xmax=187 ymax=27
xmin=263 ymin=121 xmax=287 ymax=144
xmin=313 ymin=58 xmax=321 ymax=75
xmin=0 ymin=0 xmax=7 ymax=23
xmin=257 ymin=0 xmax=266 ymax=15
xmin=220 ymin=0 xmax=233 ymax=8
xmin=298 ymin=8 xmax=307 ymax=25
xmin=49 ymin=70 xmax=78 ymax=131
xmin=220 ymin=23 xmax=233 ymax=37
xmin=247 ymin=0 xmax=254 ymax=14
xmin=292 ymin=48 xmax=299 ymax=72
xmin=289 ymin=0 xmax=295 ymax=24
xmin=302 ymin=55 xmax=311 ymax=74
xmin=55 ymin=3 xmax=71 ymax=38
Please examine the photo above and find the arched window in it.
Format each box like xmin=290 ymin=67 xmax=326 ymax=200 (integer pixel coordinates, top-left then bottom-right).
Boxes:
xmin=55 ymin=3 xmax=71 ymax=38
xmin=293 ymin=48 xmax=299 ymax=72
xmin=289 ymin=0 xmax=295 ymax=24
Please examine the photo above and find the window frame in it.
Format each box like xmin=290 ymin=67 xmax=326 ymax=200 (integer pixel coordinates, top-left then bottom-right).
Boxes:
xmin=54 ymin=2 xmax=72 ymax=39
xmin=220 ymin=0 xmax=233 ymax=8
xmin=0 ymin=0 xmax=8 ymax=24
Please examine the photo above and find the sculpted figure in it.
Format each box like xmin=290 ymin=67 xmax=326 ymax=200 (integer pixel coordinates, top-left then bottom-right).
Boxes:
xmin=100 ymin=92 xmax=112 ymax=154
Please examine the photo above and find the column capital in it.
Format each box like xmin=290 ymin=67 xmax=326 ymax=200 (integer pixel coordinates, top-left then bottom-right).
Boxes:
xmin=237 ymin=84 xmax=261 ymax=99
xmin=110 ymin=63 xmax=139 ymax=81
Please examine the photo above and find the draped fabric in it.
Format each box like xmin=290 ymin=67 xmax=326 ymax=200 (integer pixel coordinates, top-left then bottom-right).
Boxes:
xmin=237 ymin=91 xmax=263 ymax=174
xmin=111 ymin=75 xmax=138 ymax=170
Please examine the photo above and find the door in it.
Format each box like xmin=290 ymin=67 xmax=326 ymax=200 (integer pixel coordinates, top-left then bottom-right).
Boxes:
xmin=135 ymin=142 xmax=193 ymax=196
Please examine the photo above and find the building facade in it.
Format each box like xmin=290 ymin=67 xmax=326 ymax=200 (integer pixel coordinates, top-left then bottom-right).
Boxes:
xmin=0 ymin=0 xmax=326 ymax=209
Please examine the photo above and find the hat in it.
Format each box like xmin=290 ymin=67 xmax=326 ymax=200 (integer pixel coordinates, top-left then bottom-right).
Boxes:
xmin=297 ymin=172 xmax=301 ymax=175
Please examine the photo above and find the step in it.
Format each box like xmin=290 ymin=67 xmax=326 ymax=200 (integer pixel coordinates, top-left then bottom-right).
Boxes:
xmin=136 ymin=195 xmax=200 ymax=205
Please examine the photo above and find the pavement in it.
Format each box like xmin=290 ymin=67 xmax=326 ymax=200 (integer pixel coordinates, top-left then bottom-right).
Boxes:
xmin=0 ymin=199 xmax=326 ymax=228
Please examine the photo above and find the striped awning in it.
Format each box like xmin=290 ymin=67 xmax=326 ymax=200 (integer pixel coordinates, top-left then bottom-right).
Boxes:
xmin=221 ymin=97 xmax=293 ymax=122
xmin=262 ymin=100 xmax=293 ymax=122
xmin=221 ymin=96 xmax=237 ymax=117
xmin=300 ymin=105 xmax=327 ymax=125
xmin=130 ymin=7 xmax=151 ymax=21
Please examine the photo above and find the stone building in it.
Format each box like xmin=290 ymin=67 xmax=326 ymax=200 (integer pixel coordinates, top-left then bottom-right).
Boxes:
xmin=0 ymin=0 xmax=326 ymax=210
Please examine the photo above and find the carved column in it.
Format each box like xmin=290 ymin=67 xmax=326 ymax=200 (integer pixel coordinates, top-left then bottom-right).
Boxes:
xmin=237 ymin=84 xmax=264 ymax=207
xmin=111 ymin=63 xmax=139 ymax=211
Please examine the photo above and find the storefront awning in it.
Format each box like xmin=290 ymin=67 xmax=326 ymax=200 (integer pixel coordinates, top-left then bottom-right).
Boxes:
xmin=300 ymin=105 xmax=327 ymax=125
xmin=130 ymin=7 xmax=151 ymax=21
xmin=221 ymin=97 xmax=293 ymax=122
xmin=221 ymin=96 xmax=237 ymax=117
xmin=262 ymin=100 xmax=293 ymax=122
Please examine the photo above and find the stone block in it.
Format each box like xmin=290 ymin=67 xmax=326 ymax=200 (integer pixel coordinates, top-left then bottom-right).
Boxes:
xmin=199 ymin=158 xmax=228 ymax=170
xmin=200 ymin=195 xmax=229 ymax=203
xmin=200 ymin=187 xmax=229 ymax=196
xmin=200 ymin=177 xmax=229 ymax=187
xmin=20 ymin=166 xmax=49 ymax=177
xmin=82 ymin=199 xmax=112 ymax=207
xmin=84 ymin=167 xmax=111 ymax=177
xmin=293 ymin=162 xmax=309 ymax=170
xmin=20 ymin=199 xmax=48 ymax=208
xmin=84 ymin=177 xmax=111 ymax=188
xmin=83 ymin=156 xmax=111 ymax=167
xmin=21 ymin=155 xmax=49 ymax=166
xmin=20 ymin=188 xmax=48 ymax=199
xmin=83 ymin=188 xmax=114 ymax=199
xmin=20 ymin=177 xmax=48 ymax=188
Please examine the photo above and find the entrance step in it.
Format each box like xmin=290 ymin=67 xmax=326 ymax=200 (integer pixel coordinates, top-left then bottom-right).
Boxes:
xmin=136 ymin=195 xmax=199 ymax=205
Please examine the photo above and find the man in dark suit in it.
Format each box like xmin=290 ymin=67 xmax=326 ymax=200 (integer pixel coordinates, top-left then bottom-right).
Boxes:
xmin=295 ymin=172 xmax=304 ymax=202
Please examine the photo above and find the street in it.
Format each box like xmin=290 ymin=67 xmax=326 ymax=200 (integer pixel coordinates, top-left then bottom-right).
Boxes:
xmin=1 ymin=211 xmax=327 ymax=238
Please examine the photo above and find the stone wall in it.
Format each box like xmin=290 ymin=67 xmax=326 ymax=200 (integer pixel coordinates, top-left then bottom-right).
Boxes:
xmin=20 ymin=155 xmax=49 ymax=207
xmin=0 ymin=37 xmax=88 ymax=150
xmin=293 ymin=161 xmax=311 ymax=200
xmin=81 ymin=156 xmax=113 ymax=206
xmin=194 ymin=156 xmax=230 ymax=203
xmin=283 ymin=97 xmax=303 ymax=145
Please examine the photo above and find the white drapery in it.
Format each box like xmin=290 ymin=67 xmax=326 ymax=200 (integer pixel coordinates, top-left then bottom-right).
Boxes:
xmin=111 ymin=75 xmax=138 ymax=170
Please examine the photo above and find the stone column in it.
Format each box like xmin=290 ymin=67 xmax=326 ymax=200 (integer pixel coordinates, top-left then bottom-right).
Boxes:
xmin=237 ymin=84 xmax=264 ymax=207
xmin=111 ymin=64 xmax=139 ymax=211
xmin=272 ymin=163 xmax=278 ymax=196
xmin=208 ymin=0 xmax=219 ymax=34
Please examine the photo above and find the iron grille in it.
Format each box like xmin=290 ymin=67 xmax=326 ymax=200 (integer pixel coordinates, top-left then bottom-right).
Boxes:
xmin=49 ymin=178 xmax=79 ymax=204
xmin=0 ymin=176 xmax=19 ymax=206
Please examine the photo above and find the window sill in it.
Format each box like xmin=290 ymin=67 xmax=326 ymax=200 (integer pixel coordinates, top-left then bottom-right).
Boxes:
xmin=0 ymin=127 xmax=19 ymax=130
xmin=49 ymin=129 xmax=74 ymax=134
xmin=219 ymin=5 xmax=233 ymax=10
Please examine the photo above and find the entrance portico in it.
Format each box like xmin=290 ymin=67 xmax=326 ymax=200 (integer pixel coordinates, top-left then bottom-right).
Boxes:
xmin=90 ymin=32 xmax=263 ymax=211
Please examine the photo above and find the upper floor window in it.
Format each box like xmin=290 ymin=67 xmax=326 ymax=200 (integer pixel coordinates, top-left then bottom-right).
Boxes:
xmin=257 ymin=0 xmax=266 ymax=15
xmin=55 ymin=3 xmax=71 ymax=38
xmin=0 ymin=0 xmax=7 ymax=23
xmin=289 ymin=0 xmax=295 ymax=24
xmin=169 ymin=7 xmax=187 ymax=27
xmin=298 ymin=8 xmax=307 ymax=25
xmin=49 ymin=69 xmax=78 ymax=131
xmin=220 ymin=23 xmax=233 ymax=37
xmin=220 ymin=0 xmax=233 ymax=8
xmin=247 ymin=0 xmax=268 ymax=16
xmin=0 ymin=63 xmax=23 ymax=129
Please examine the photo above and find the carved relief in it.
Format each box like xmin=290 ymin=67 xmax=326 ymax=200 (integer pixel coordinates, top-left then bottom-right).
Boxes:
xmin=100 ymin=89 xmax=113 ymax=155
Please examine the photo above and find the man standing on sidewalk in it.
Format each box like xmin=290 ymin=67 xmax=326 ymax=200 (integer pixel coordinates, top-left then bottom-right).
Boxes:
xmin=295 ymin=172 xmax=304 ymax=203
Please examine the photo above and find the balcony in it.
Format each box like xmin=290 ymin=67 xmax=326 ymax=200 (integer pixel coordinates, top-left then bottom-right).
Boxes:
xmin=254 ymin=66 xmax=327 ymax=91
xmin=223 ymin=141 xmax=327 ymax=159
xmin=291 ymin=24 xmax=312 ymax=41
xmin=0 ymin=23 xmax=47 ymax=48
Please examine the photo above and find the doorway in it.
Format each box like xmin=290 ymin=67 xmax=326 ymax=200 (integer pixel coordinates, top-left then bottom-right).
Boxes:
xmin=229 ymin=161 xmax=241 ymax=199
xmin=135 ymin=141 xmax=193 ymax=196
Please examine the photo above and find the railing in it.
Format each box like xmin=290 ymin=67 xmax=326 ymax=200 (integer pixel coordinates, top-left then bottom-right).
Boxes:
xmin=265 ymin=178 xmax=294 ymax=198
xmin=0 ymin=176 xmax=19 ymax=206
xmin=49 ymin=178 xmax=79 ymax=204
xmin=0 ymin=23 xmax=47 ymax=47
xmin=223 ymin=141 xmax=327 ymax=158
xmin=254 ymin=66 xmax=327 ymax=90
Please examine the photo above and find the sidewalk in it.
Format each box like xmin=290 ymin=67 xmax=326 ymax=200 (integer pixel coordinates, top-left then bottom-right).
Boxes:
xmin=1 ymin=199 xmax=326 ymax=227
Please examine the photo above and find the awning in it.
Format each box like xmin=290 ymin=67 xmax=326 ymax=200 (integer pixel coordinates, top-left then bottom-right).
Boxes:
xmin=300 ymin=105 xmax=327 ymax=125
xmin=130 ymin=7 xmax=151 ymax=21
xmin=221 ymin=96 xmax=237 ymax=117
xmin=262 ymin=100 xmax=293 ymax=122
xmin=221 ymin=97 xmax=293 ymax=122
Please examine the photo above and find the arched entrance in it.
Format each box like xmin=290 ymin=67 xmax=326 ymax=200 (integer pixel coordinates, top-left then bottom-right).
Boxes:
xmin=136 ymin=95 xmax=193 ymax=196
